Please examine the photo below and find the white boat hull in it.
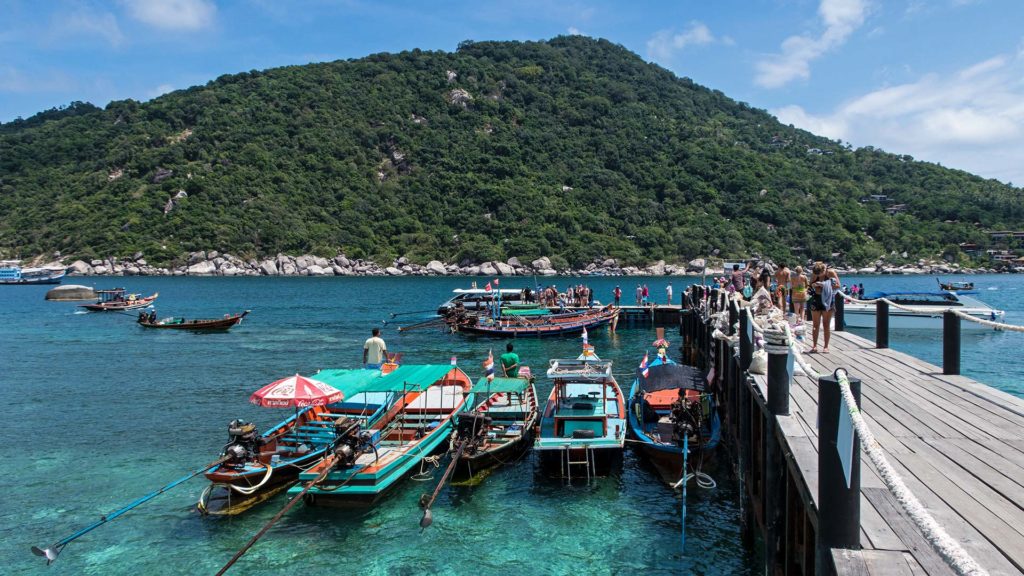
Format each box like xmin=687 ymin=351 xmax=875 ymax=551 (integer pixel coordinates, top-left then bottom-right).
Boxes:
xmin=842 ymin=306 xmax=1002 ymax=331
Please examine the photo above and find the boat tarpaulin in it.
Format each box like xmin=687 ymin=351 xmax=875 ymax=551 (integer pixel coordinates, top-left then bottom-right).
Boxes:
xmin=363 ymin=364 xmax=463 ymax=392
xmin=471 ymin=377 xmax=530 ymax=394
xmin=637 ymin=363 xmax=706 ymax=393
xmin=311 ymin=369 xmax=384 ymax=395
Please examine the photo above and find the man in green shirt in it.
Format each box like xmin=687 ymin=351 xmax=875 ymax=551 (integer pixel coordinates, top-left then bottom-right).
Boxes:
xmin=499 ymin=342 xmax=520 ymax=377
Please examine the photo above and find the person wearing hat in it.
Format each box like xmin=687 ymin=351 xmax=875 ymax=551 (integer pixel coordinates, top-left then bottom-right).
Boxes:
xmin=613 ymin=285 xmax=621 ymax=306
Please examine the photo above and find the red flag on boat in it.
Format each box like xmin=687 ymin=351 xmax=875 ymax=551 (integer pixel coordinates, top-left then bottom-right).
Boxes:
xmin=484 ymin=282 xmax=492 ymax=292
xmin=494 ymin=278 xmax=499 ymax=286
xmin=249 ymin=374 xmax=344 ymax=408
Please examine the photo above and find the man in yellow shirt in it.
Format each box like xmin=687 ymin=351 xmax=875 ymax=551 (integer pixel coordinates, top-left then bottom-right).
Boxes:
xmin=363 ymin=328 xmax=387 ymax=368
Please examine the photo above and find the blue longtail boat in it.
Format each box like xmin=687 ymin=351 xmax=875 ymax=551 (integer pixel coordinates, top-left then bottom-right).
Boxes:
xmin=626 ymin=338 xmax=721 ymax=485
xmin=296 ymin=364 xmax=473 ymax=507
xmin=535 ymin=344 xmax=625 ymax=479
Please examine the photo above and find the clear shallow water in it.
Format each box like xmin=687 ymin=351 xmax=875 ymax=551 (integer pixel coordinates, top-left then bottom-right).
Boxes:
xmin=1 ymin=276 xmax=753 ymax=576
xmin=2 ymin=274 xmax=1020 ymax=575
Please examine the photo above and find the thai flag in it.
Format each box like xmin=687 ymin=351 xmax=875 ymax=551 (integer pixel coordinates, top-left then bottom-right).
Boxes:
xmin=582 ymin=326 xmax=588 ymax=345
xmin=483 ymin=349 xmax=495 ymax=381
xmin=640 ymin=352 xmax=649 ymax=378
xmin=494 ymin=278 xmax=499 ymax=286
xmin=450 ymin=356 xmax=457 ymax=366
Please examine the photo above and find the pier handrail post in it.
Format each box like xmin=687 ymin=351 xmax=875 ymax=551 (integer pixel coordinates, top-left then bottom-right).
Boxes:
xmin=817 ymin=372 xmax=862 ymax=573
xmin=765 ymin=338 xmax=791 ymax=416
xmin=739 ymin=308 xmax=752 ymax=371
xmin=943 ymin=311 xmax=961 ymax=375
xmin=834 ymin=292 xmax=845 ymax=332
xmin=876 ymin=301 xmax=889 ymax=349
xmin=728 ymin=298 xmax=738 ymax=336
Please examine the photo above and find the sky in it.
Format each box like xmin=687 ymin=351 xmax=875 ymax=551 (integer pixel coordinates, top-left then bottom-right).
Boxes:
xmin=2 ymin=0 xmax=1024 ymax=185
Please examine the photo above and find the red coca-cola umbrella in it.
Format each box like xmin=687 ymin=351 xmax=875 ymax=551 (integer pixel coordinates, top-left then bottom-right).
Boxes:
xmin=249 ymin=374 xmax=344 ymax=408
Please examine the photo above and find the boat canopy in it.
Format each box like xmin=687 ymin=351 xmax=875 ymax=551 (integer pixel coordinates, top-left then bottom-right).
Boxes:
xmin=501 ymin=308 xmax=550 ymax=317
xmin=471 ymin=376 xmax=530 ymax=394
xmin=546 ymin=358 xmax=613 ymax=380
xmin=313 ymin=365 xmax=462 ymax=394
xmin=638 ymin=363 xmax=706 ymax=393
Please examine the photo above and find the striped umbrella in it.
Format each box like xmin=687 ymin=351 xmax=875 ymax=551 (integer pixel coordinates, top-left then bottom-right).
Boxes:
xmin=249 ymin=374 xmax=344 ymax=408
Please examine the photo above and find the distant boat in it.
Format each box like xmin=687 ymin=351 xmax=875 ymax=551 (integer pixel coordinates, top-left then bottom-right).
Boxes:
xmin=0 ymin=260 xmax=65 ymax=285
xmin=535 ymin=346 xmax=625 ymax=479
xmin=844 ymin=291 xmax=1004 ymax=330
xmin=626 ymin=352 xmax=721 ymax=485
xmin=452 ymin=371 xmax=539 ymax=479
xmin=447 ymin=305 xmax=619 ymax=338
xmin=78 ymin=288 xmax=158 ymax=311
xmin=138 ymin=310 xmax=249 ymax=331
xmin=437 ymin=287 xmax=532 ymax=314
xmin=937 ymin=278 xmax=974 ymax=291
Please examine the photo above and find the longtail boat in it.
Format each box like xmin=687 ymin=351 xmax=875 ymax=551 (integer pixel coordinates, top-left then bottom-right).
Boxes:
xmin=198 ymin=368 xmax=394 ymax=515
xmin=626 ymin=345 xmax=721 ymax=485
xmin=447 ymin=304 xmax=618 ymax=337
xmin=137 ymin=310 xmax=249 ymax=331
xmin=296 ymin=364 xmax=472 ymax=507
xmin=452 ymin=369 xmax=539 ymax=479
xmin=79 ymin=288 xmax=158 ymax=311
xmin=535 ymin=345 xmax=625 ymax=479
xmin=937 ymin=278 xmax=974 ymax=291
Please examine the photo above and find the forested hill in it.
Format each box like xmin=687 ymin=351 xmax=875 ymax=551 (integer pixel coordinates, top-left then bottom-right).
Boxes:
xmin=1 ymin=36 xmax=1021 ymax=268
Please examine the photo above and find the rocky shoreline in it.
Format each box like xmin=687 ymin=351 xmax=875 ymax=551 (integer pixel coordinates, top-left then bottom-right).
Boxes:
xmin=54 ymin=252 xmax=1012 ymax=278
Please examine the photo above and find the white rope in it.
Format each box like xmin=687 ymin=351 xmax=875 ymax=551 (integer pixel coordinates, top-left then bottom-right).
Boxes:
xmin=951 ymin=309 xmax=1024 ymax=332
xmin=841 ymin=292 xmax=1022 ymax=332
xmin=226 ymin=462 xmax=274 ymax=495
xmin=833 ymin=369 xmax=988 ymax=576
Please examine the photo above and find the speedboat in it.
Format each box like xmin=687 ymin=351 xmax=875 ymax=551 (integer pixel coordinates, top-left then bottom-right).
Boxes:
xmin=437 ymin=287 xmax=531 ymax=314
xmin=843 ymin=291 xmax=1004 ymax=331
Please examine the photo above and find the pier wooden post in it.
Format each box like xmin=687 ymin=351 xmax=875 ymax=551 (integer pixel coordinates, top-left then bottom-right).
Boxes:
xmin=817 ymin=373 xmax=862 ymax=573
xmin=943 ymin=311 xmax=961 ymax=375
xmin=834 ymin=293 xmax=845 ymax=332
xmin=739 ymin=374 xmax=755 ymax=547
xmin=766 ymin=345 xmax=791 ymax=416
xmin=739 ymin=309 xmax=752 ymax=371
xmin=728 ymin=298 xmax=738 ymax=336
xmin=876 ymin=301 xmax=889 ymax=349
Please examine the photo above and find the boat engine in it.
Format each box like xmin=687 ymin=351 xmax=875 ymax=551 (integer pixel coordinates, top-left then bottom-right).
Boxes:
xmin=669 ymin=396 xmax=702 ymax=448
xmin=223 ymin=420 xmax=260 ymax=467
xmin=332 ymin=417 xmax=372 ymax=467
xmin=455 ymin=412 xmax=491 ymax=455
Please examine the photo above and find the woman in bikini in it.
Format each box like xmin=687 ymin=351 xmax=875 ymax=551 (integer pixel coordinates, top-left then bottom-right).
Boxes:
xmin=791 ymin=266 xmax=807 ymax=321
xmin=808 ymin=262 xmax=841 ymax=353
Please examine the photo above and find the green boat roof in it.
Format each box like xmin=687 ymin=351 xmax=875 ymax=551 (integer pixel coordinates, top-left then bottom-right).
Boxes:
xmin=313 ymin=365 xmax=462 ymax=394
xmin=472 ymin=376 xmax=531 ymax=394
xmin=501 ymin=308 xmax=551 ymax=317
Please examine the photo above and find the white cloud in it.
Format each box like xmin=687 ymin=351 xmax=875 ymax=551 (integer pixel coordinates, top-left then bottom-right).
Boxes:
xmin=568 ymin=26 xmax=585 ymax=36
xmin=149 ymin=83 xmax=175 ymax=98
xmin=120 ymin=0 xmax=216 ymax=31
xmin=754 ymin=0 xmax=868 ymax=88
xmin=772 ymin=50 xmax=1024 ymax=184
xmin=646 ymin=21 xmax=718 ymax=63
xmin=50 ymin=10 xmax=124 ymax=47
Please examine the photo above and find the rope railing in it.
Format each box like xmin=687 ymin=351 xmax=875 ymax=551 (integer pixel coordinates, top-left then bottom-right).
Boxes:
xmin=841 ymin=292 xmax=1023 ymax=332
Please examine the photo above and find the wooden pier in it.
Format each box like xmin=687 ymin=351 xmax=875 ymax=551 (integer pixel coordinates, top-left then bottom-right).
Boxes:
xmin=683 ymin=289 xmax=1024 ymax=576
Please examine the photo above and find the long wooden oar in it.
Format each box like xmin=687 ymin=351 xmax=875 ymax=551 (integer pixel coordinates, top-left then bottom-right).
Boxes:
xmin=390 ymin=308 xmax=438 ymax=318
xmin=215 ymin=455 xmax=340 ymax=576
xmin=31 ymin=455 xmax=229 ymax=564
xmin=396 ymin=317 xmax=446 ymax=332
xmin=419 ymin=439 xmax=468 ymax=528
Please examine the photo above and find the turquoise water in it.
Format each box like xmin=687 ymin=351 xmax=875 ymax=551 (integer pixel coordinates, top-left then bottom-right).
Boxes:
xmin=1 ymin=277 xmax=752 ymax=576
xmin=1 ymin=274 xmax=1020 ymax=575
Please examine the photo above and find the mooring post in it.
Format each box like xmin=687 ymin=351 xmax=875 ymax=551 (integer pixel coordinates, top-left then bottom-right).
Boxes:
xmin=943 ymin=311 xmax=961 ymax=375
xmin=834 ymin=293 xmax=845 ymax=332
xmin=738 ymin=374 xmax=754 ymax=547
xmin=728 ymin=298 xmax=738 ymax=336
xmin=817 ymin=372 xmax=862 ymax=574
xmin=766 ymin=341 xmax=791 ymax=416
xmin=876 ymin=300 xmax=889 ymax=349
xmin=739 ymin=309 xmax=752 ymax=371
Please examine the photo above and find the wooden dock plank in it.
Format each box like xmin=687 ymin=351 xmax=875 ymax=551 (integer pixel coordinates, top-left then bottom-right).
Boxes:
xmin=863 ymin=488 xmax=955 ymax=576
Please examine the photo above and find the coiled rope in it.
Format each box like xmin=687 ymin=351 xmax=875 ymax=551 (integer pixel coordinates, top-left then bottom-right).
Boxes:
xmin=225 ymin=463 xmax=274 ymax=495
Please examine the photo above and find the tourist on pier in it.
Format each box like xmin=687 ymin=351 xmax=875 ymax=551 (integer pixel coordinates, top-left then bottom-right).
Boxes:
xmin=363 ymin=328 xmax=388 ymax=369
xmin=775 ymin=265 xmax=791 ymax=310
xmin=791 ymin=266 xmax=808 ymax=321
xmin=588 ymin=286 xmax=595 ymax=307
xmin=613 ymin=285 xmax=622 ymax=306
xmin=859 ymin=283 xmax=865 ymax=298
xmin=808 ymin=262 xmax=841 ymax=354
xmin=635 ymin=284 xmax=642 ymax=306
xmin=666 ymin=282 xmax=673 ymax=305
xmin=731 ymin=264 xmax=744 ymax=292
xmin=500 ymin=342 xmax=520 ymax=377
xmin=642 ymin=284 xmax=649 ymax=305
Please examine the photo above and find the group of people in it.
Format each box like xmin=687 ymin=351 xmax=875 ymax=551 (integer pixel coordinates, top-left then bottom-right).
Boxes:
xmin=723 ymin=261 xmax=858 ymax=354
xmin=536 ymin=284 xmax=595 ymax=308
xmin=619 ymin=283 xmax=674 ymax=306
